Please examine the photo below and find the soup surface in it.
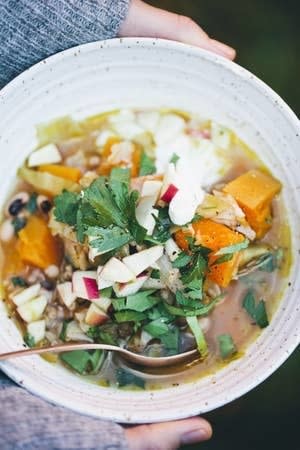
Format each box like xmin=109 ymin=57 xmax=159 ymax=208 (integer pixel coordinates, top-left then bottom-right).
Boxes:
xmin=0 ymin=109 xmax=290 ymax=390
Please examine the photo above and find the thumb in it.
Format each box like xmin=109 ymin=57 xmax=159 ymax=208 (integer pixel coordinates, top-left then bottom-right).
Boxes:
xmin=125 ymin=417 xmax=212 ymax=450
xmin=119 ymin=0 xmax=236 ymax=60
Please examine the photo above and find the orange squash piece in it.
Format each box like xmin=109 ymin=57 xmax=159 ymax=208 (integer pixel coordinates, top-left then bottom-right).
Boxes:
xmin=223 ymin=170 xmax=281 ymax=237
xmin=175 ymin=219 xmax=245 ymax=287
xmin=98 ymin=137 xmax=141 ymax=177
xmin=38 ymin=164 xmax=81 ymax=182
xmin=17 ymin=216 xmax=62 ymax=269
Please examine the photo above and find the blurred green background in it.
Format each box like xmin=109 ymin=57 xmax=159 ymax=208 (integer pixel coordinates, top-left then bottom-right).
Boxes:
xmin=148 ymin=1 xmax=300 ymax=449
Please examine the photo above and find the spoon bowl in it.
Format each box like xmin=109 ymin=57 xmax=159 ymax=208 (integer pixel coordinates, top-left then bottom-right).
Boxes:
xmin=0 ymin=343 xmax=199 ymax=368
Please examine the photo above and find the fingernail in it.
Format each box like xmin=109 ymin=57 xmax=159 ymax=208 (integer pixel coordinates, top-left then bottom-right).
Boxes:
xmin=209 ymin=39 xmax=236 ymax=59
xmin=180 ymin=428 xmax=210 ymax=444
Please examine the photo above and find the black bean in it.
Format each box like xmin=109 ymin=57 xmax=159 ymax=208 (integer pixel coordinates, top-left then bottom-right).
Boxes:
xmin=40 ymin=200 xmax=52 ymax=213
xmin=41 ymin=279 xmax=55 ymax=290
xmin=9 ymin=199 xmax=25 ymax=216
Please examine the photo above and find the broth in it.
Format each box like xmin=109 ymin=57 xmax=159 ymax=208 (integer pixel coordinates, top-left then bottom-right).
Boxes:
xmin=0 ymin=109 xmax=290 ymax=390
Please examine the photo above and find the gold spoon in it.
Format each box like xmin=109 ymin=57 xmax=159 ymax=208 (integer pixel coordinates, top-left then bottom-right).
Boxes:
xmin=0 ymin=343 xmax=199 ymax=368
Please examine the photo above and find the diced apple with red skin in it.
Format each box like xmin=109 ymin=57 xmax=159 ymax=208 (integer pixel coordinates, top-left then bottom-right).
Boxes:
xmin=97 ymin=266 xmax=114 ymax=290
xmin=85 ymin=303 xmax=109 ymax=326
xmin=57 ymin=282 xmax=77 ymax=308
xmin=11 ymin=283 xmax=41 ymax=306
xmin=113 ymin=275 xmax=148 ymax=298
xmin=17 ymin=295 xmax=47 ymax=323
xmin=100 ymin=257 xmax=135 ymax=283
xmin=72 ymin=271 xmax=99 ymax=300
xmin=160 ymin=163 xmax=179 ymax=203
xmin=123 ymin=245 xmax=163 ymax=276
xmin=27 ymin=320 xmax=46 ymax=343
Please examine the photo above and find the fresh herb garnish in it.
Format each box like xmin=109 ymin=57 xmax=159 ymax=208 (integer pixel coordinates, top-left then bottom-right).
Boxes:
xmin=87 ymin=324 xmax=119 ymax=345
xmin=170 ymin=153 xmax=180 ymax=165
xmin=60 ymin=350 xmax=105 ymax=375
xmin=116 ymin=368 xmax=145 ymax=389
xmin=59 ymin=319 xmax=71 ymax=342
xmin=11 ymin=276 xmax=28 ymax=287
xmin=139 ymin=152 xmax=156 ymax=176
xmin=242 ymin=290 xmax=269 ymax=328
xmin=172 ymin=252 xmax=192 ymax=268
xmin=114 ymin=310 xmax=147 ymax=323
xmin=26 ymin=192 xmax=38 ymax=213
xmin=215 ymin=239 xmax=249 ymax=256
xmin=150 ymin=269 xmax=160 ymax=279
xmin=54 ymin=169 xmax=147 ymax=253
xmin=147 ymin=207 xmax=173 ymax=244
xmin=218 ymin=334 xmax=237 ymax=359
xmin=12 ymin=217 xmax=27 ymax=233
xmin=112 ymin=290 xmax=159 ymax=313
xmin=24 ymin=333 xmax=35 ymax=348
xmin=144 ymin=318 xmax=170 ymax=336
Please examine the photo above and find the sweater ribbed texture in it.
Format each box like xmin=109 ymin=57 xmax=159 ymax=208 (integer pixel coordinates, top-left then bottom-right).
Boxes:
xmin=0 ymin=2 xmax=131 ymax=447
xmin=0 ymin=0 xmax=130 ymax=88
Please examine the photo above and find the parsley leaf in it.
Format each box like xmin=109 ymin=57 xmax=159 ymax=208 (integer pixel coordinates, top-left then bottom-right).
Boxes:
xmin=172 ymin=252 xmax=192 ymax=268
xmin=186 ymin=316 xmax=208 ymax=357
xmin=148 ymin=207 xmax=173 ymax=244
xmin=114 ymin=311 xmax=147 ymax=323
xmin=26 ymin=192 xmax=38 ymax=213
xmin=242 ymin=290 xmax=269 ymax=328
xmin=215 ymin=239 xmax=249 ymax=256
xmin=139 ymin=152 xmax=156 ymax=176
xmin=116 ymin=368 xmax=145 ymax=389
xmin=88 ymin=225 xmax=132 ymax=254
xmin=170 ymin=153 xmax=180 ymax=165
xmin=54 ymin=191 xmax=79 ymax=226
xmin=24 ymin=333 xmax=35 ymax=348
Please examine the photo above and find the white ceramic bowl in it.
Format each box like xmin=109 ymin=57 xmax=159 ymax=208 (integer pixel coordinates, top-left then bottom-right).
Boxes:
xmin=0 ymin=38 xmax=299 ymax=423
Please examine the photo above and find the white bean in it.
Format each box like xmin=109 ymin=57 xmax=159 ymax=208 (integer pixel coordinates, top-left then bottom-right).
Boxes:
xmin=45 ymin=264 xmax=59 ymax=279
xmin=5 ymin=192 xmax=29 ymax=216
xmin=0 ymin=220 xmax=14 ymax=242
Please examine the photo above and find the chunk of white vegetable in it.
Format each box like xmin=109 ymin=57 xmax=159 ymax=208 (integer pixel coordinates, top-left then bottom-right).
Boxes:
xmin=28 ymin=143 xmax=62 ymax=167
xmin=17 ymin=295 xmax=47 ymax=322
xmin=85 ymin=303 xmax=109 ymax=326
xmin=165 ymin=238 xmax=181 ymax=262
xmin=27 ymin=320 xmax=46 ymax=343
xmin=123 ymin=245 xmax=163 ymax=276
xmin=113 ymin=275 xmax=148 ymax=298
xmin=11 ymin=283 xmax=41 ymax=306
xmin=57 ymin=282 xmax=77 ymax=308
xmin=100 ymin=257 xmax=135 ymax=283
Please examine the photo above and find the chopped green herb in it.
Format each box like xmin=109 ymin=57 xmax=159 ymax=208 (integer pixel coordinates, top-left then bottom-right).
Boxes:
xmin=148 ymin=207 xmax=172 ymax=244
xmin=26 ymin=192 xmax=38 ymax=213
xmin=116 ymin=368 xmax=145 ymax=389
xmin=87 ymin=324 xmax=119 ymax=345
xmin=218 ymin=334 xmax=237 ymax=359
xmin=170 ymin=153 xmax=180 ymax=165
xmin=172 ymin=252 xmax=192 ymax=268
xmin=160 ymin=327 xmax=179 ymax=355
xmin=215 ymin=239 xmax=249 ymax=256
xmin=100 ymin=287 xmax=113 ymax=298
xmin=243 ymin=290 xmax=269 ymax=328
xmin=151 ymin=269 xmax=160 ymax=279
xmin=54 ymin=190 xmax=79 ymax=226
xmin=214 ymin=253 xmax=234 ymax=265
xmin=114 ymin=310 xmax=147 ymax=323
xmin=144 ymin=318 xmax=169 ymax=336
xmin=60 ymin=350 xmax=105 ymax=375
xmin=88 ymin=225 xmax=132 ymax=254
xmin=139 ymin=152 xmax=156 ymax=176
xmin=24 ymin=333 xmax=35 ymax=348
xmin=59 ymin=320 xmax=71 ymax=342
xmin=125 ymin=290 xmax=160 ymax=312
xmin=11 ymin=276 xmax=27 ymax=287
xmin=164 ymin=294 xmax=222 ymax=317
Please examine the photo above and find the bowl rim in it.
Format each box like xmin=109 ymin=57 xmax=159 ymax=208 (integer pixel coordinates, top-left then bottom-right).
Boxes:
xmin=0 ymin=37 xmax=299 ymax=423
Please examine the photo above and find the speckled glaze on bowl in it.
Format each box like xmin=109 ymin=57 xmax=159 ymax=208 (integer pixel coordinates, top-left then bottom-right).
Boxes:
xmin=0 ymin=38 xmax=299 ymax=424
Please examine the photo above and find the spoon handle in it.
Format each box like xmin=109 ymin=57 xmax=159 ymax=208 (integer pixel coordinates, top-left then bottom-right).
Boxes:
xmin=0 ymin=343 xmax=119 ymax=361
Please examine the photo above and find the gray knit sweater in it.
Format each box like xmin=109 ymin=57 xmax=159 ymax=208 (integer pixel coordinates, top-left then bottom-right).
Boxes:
xmin=0 ymin=1 xmax=131 ymax=449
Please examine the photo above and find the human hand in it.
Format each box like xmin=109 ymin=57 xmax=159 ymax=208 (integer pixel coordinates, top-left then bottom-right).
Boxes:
xmin=125 ymin=417 xmax=212 ymax=450
xmin=119 ymin=0 xmax=236 ymax=60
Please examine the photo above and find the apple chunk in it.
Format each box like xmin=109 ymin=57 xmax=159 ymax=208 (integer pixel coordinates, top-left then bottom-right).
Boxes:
xmin=113 ymin=275 xmax=148 ymax=298
xmin=57 ymin=282 xmax=77 ymax=308
xmin=122 ymin=245 xmax=163 ymax=276
xmin=100 ymin=257 xmax=135 ymax=283
xmin=72 ymin=271 xmax=98 ymax=300
xmin=17 ymin=295 xmax=47 ymax=323
xmin=28 ymin=143 xmax=62 ymax=167
xmin=27 ymin=320 xmax=46 ymax=344
xmin=85 ymin=303 xmax=109 ymax=326
xmin=11 ymin=283 xmax=41 ymax=306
